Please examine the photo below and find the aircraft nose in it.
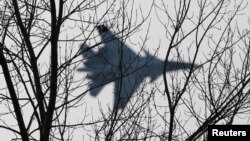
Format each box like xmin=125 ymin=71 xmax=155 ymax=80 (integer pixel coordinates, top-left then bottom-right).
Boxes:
xmin=96 ymin=25 xmax=109 ymax=33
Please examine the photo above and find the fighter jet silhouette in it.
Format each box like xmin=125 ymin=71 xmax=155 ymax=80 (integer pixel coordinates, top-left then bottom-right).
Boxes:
xmin=79 ymin=25 xmax=198 ymax=110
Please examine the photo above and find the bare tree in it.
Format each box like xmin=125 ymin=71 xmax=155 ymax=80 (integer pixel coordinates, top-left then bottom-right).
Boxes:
xmin=154 ymin=0 xmax=250 ymax=140
xmin=0 ymin=0 xmax=250 ymax=141
xmin=0 ymin=0 xmax=152 ymax=140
